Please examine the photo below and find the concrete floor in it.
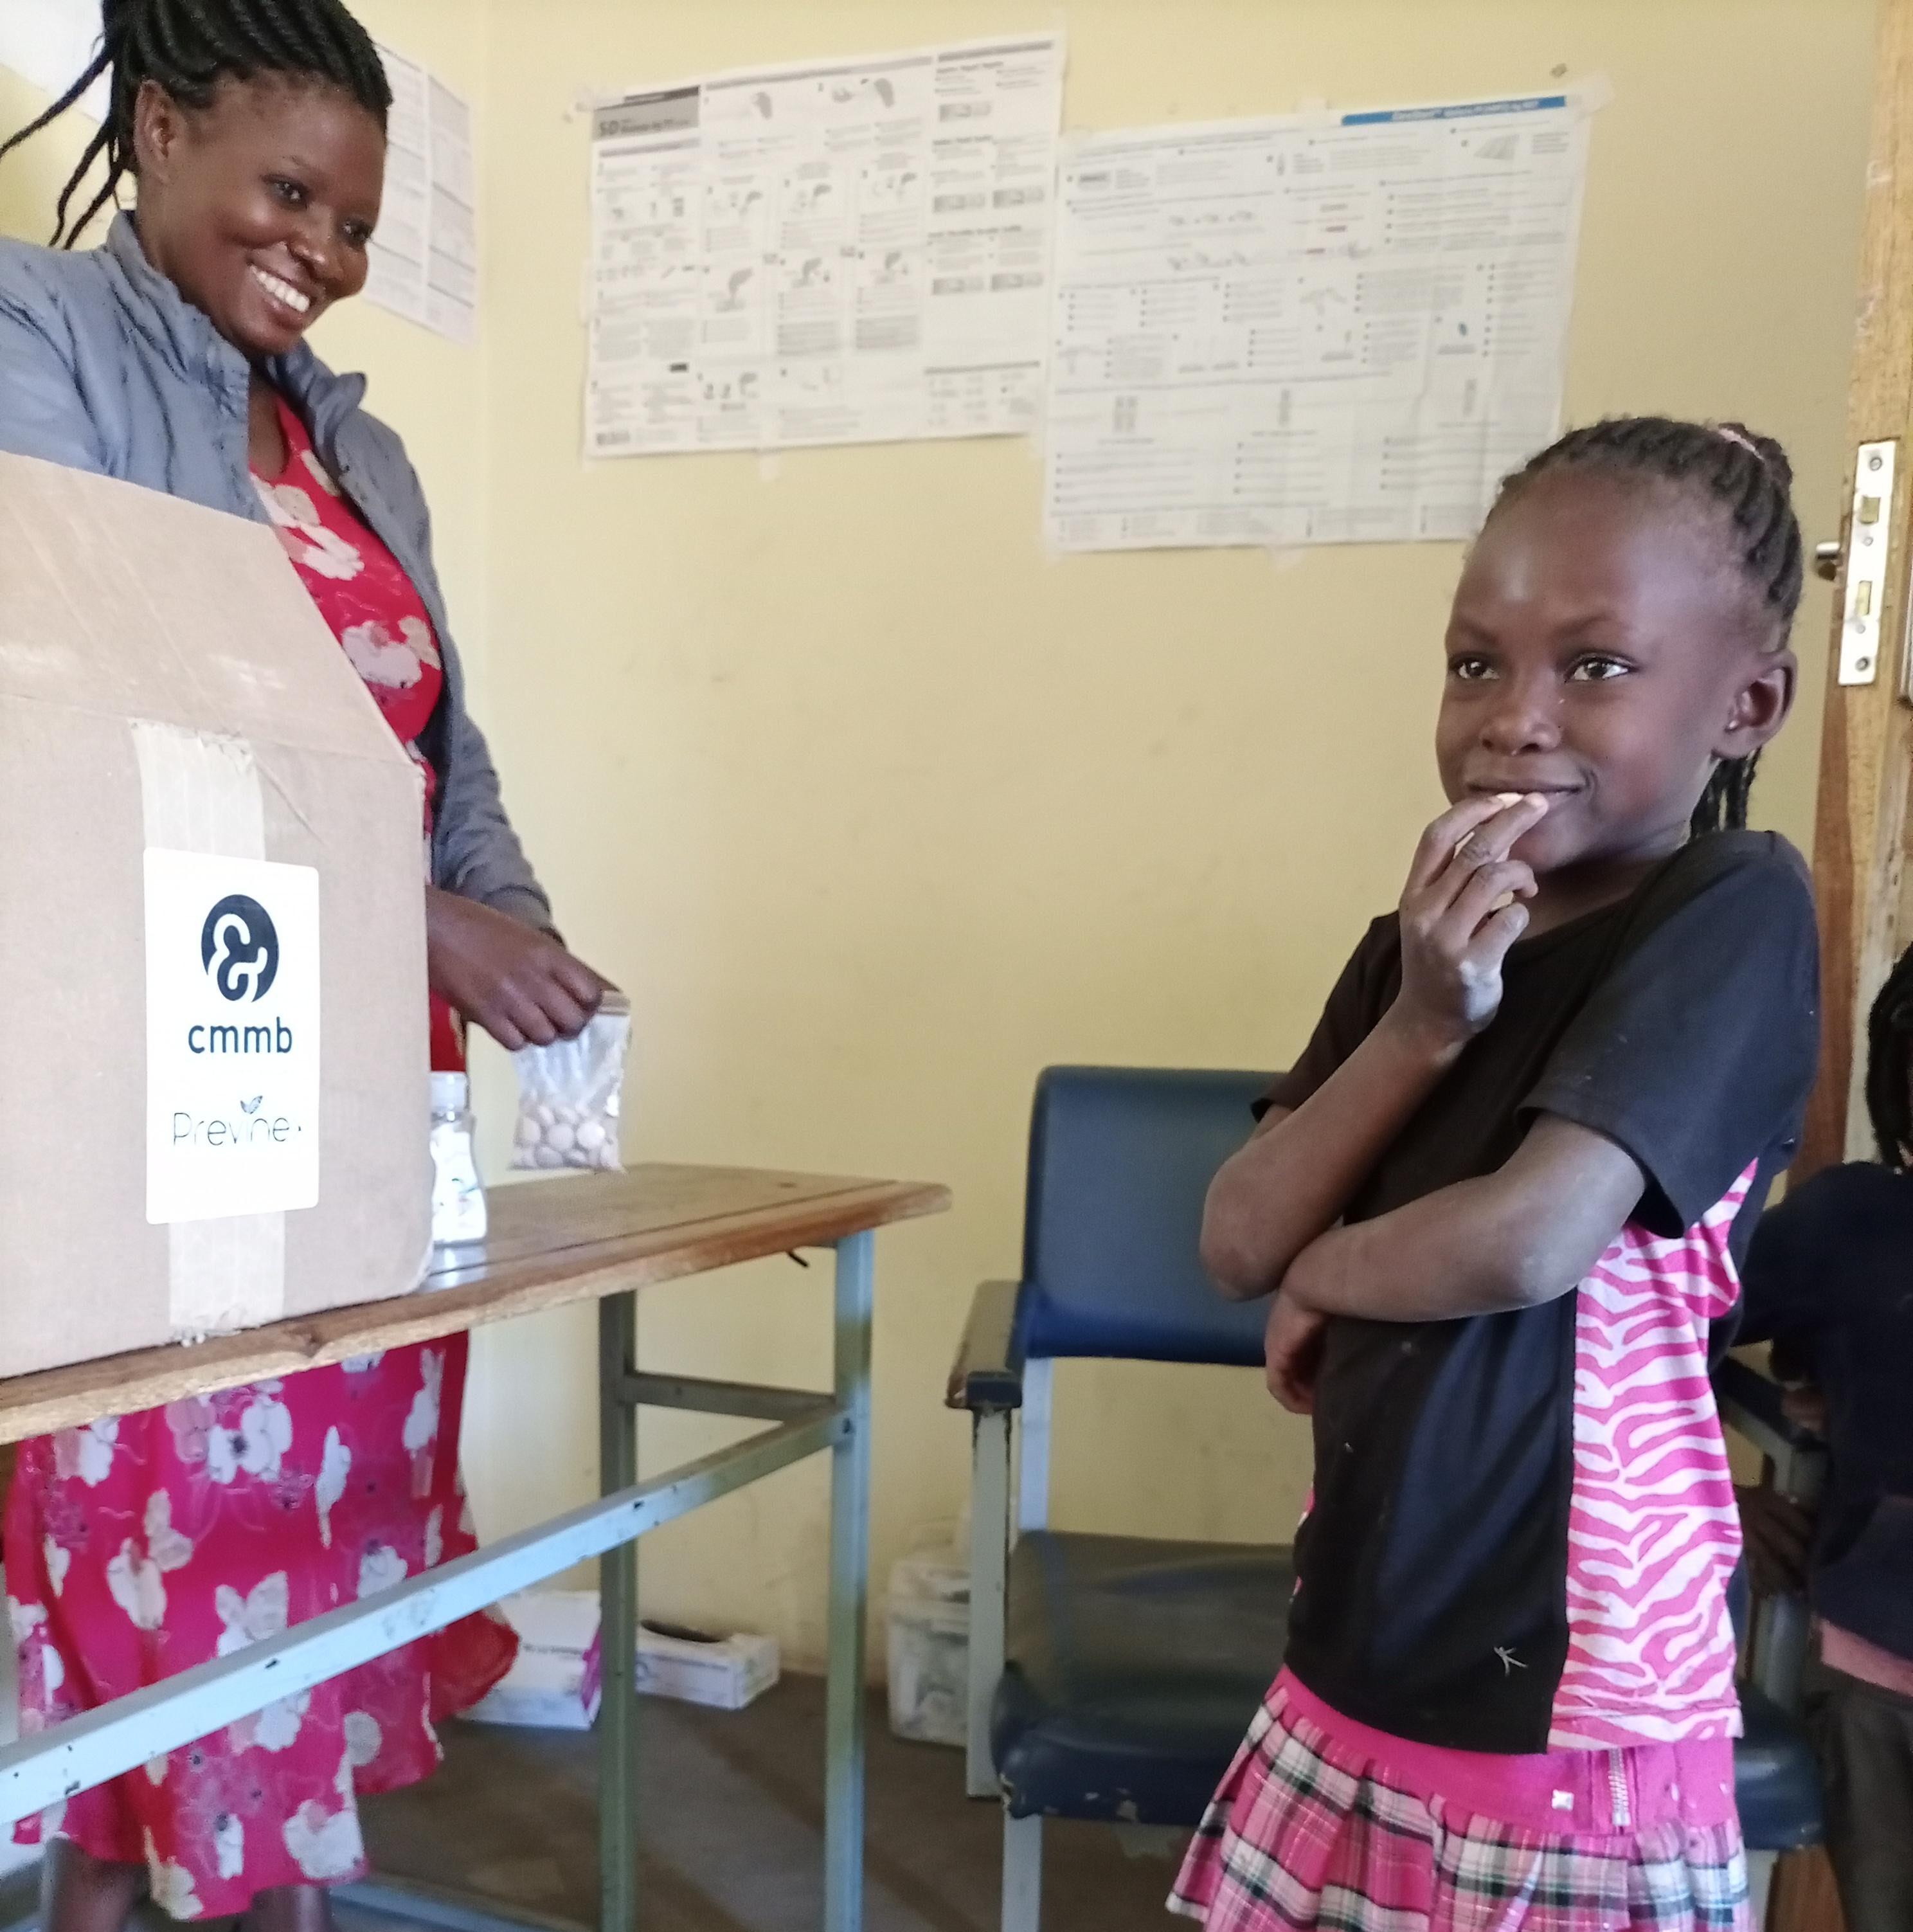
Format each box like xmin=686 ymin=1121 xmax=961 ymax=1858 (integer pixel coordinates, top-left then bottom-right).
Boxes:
xmin=0 ymin=1679 xmax=1183 ymax=1932
xmin=358 ymin=1677 xmax=1181 ymax=1931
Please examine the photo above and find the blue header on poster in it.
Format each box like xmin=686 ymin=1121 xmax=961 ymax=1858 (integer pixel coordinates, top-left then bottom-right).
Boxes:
xmin=1340 ymin=95 xmax=1569 ymax=127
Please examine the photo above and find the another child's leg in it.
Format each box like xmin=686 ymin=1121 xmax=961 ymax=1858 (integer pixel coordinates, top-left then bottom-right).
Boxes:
xmin=37 ymin=1841 xmax=144 ymax=1932
xmin=246 ymin=1883 xmax=337 ymax=1932
xmin=1805 ymin=1662 xmax=1913 ymax=1932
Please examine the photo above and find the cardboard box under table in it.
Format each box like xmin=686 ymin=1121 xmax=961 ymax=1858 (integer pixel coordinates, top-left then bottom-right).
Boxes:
xmin=0 ymin=452 xmax=429 ymax=1377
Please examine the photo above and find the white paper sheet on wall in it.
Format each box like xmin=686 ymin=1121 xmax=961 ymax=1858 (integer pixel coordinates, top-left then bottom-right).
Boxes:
xmin=584 ymin=34 xmax=1064 ymax=458
xmin=1043 ymin=92 xmax=1595 ymax=554
xmin=365 ymin=42 xmax=477 ymax=344
xmin=426 ymin=76 xmax=478 ymax=344
xmin=0 ymin=0 xmax=106 ymax=123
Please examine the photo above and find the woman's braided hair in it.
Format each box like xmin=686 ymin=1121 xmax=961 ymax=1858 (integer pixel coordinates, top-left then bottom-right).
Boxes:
xmin=0 ymin=0 xmax=390 ymax=248
xmin=1866 ymin=943 xmax=1913 ymax=1171
xmin=1487 ymin=416 xmax=1804 ymax=839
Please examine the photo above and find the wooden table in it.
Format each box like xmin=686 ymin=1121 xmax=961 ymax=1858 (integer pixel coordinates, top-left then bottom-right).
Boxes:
xmin=0 ymin=1164 xmax=949 ymax=1932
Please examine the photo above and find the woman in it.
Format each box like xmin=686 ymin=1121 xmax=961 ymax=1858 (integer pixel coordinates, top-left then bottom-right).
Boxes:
xmin=0 ymin=2 xmax=607 ymax=1926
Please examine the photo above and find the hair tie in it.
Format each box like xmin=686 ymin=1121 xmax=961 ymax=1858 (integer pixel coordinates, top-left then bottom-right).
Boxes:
xmin=1716 ymin=425 xmax=1765 ymax=463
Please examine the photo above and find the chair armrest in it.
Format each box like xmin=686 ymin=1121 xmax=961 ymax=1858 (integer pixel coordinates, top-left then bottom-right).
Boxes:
xmin=1716 ymin=1356 xmax=1825 ymax=1470
xmin=947 ymin=1279 xmax=1028 ymax=1413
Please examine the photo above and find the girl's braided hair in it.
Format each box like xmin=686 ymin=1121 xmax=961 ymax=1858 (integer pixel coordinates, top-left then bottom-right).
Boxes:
xmin=1487 ymin=417 xmax=1804 ymax=840
xmin=0 ymin=0 xmax=390 ymax=248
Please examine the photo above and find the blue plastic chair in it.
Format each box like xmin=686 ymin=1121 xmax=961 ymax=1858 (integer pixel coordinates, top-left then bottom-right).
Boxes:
xmin=946 ymin=1067 xmax=1290 ymax=1930
xmin=949 ymin=1066 xmax=1830 ymax=1932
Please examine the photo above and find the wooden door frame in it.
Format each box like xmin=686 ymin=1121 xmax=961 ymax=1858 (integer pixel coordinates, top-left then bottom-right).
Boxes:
xmin=1799 ymin=0 xmax=1913 ymax=1183
xmin=1769 ymin=11 xmax=1906 ymax=1930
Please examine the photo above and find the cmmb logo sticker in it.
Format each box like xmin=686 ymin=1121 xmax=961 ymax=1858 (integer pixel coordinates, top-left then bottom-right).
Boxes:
xmin=145 ymin=851 xmax=321 ymax=1224
xmin=201 ymin=896 xmax=280 ymax=1003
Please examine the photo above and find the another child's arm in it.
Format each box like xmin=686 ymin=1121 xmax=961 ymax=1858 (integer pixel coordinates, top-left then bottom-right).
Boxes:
xmin=1732 ymin=1184 xmax=1838 ymax=1594
xmin=1736 ymin=1175 xmax=1836 ymax=1371
xmin=1203 ymin=791 xmax=1547 ymax=1301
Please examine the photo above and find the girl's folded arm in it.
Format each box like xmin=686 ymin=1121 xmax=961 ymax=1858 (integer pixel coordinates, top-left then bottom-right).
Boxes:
xmin=1199 ymin=1004 xmax=1468 ymax=1302
xmin=1278 ymin=1113 xmax=1647 ymax=1321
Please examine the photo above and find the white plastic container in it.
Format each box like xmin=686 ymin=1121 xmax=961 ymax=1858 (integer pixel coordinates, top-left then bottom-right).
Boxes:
xmin=886 ymin=1542 xmax=970 ymax=1747
xmin=429 ymin=1071 xmax=487 ymax=1244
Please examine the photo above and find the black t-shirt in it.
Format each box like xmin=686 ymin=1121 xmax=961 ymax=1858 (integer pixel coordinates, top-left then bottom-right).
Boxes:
xmin=1738 ymin=1162 xmax=1913 ymax=1661
xmin=1264 ymin=831 xmax=1819 ymax=1751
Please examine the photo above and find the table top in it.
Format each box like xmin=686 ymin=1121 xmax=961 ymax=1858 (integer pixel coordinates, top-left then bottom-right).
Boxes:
xmin=0 ymin=1164 xmax=950 ymax=1445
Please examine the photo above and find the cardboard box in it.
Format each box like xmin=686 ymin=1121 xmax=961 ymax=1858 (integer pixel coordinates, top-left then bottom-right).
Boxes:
xmin=633 ymin=1621 xmax=780 ymax=1711
xmin=0 ymin=453 xmax=431 ymax=1378
xmin=468 ymin=1590 xmax=780 ymax=1726
xmin=465 ymin=1591 xmax=603 ymax=1731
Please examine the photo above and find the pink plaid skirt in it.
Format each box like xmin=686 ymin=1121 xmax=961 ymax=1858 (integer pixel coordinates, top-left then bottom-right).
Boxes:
xmin=1171 ymin=1674 xmax=1750 ymax=1931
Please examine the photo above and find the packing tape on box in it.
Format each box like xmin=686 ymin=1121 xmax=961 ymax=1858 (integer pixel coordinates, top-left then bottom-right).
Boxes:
xmin=132 ymin=719 xmax=289 ymax=1339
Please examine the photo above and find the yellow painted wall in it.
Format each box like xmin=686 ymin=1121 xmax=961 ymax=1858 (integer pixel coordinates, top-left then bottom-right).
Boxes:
xmin=0 ymin=1 xmax=1874 ymax=1674
xmin=464 ymin=0 xmax=1873 ymax=1668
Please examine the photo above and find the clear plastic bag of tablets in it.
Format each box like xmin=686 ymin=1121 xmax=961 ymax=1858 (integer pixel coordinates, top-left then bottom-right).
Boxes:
xmin=512 ymin=993 xmax=631 ymax=1174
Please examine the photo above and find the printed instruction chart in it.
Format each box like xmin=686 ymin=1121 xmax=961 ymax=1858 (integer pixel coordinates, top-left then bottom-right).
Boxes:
xmin=585 ymin=35 xmax=1065 ymax=456
xmin=1043 ymin=93 xmax=1594 ymax=552
xmin=365 ymin=42 xmax=479 ymax=345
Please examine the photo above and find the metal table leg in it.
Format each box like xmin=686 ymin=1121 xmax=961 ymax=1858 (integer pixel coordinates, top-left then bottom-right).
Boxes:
xmin=823 ymin=1232 xmax=874 ymax=1932
xmin=598 ymin=1291 xmax=639 ymax=1932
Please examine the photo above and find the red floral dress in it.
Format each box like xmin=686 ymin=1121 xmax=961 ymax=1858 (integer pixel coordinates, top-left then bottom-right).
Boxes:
xmin=3 ymin=394 xmax=516 ymax=1917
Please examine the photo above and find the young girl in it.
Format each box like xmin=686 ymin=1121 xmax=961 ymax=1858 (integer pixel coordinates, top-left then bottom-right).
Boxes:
xmin=1176 ymin=418 xmax=1820 ymax=1931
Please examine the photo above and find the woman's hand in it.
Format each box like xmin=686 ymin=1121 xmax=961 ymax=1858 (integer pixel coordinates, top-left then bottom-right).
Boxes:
xmin=1264 ymin=1295 xmax=1328 ymax=1414
xmin=1390 ymin=792 xmax=1549 ymax=1052
xmin=425 ymin=885 xmax=609 ymax=1050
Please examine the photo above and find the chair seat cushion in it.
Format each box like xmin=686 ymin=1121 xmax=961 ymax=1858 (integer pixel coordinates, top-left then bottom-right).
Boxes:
xmin=1736 ymin=1686 xmax=1824 ymax=1851
xmin=991 ymin=1530 xmax=1293 ymax=1825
